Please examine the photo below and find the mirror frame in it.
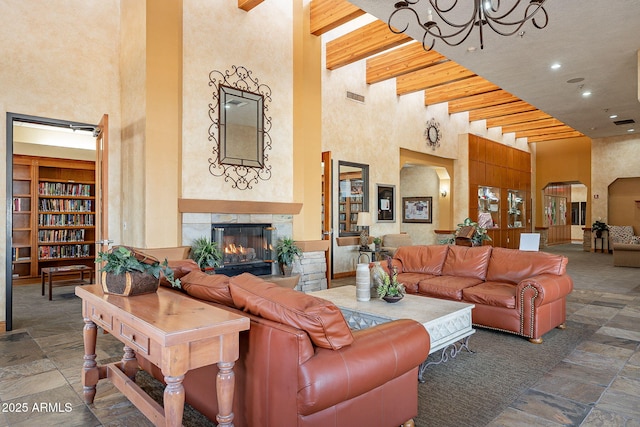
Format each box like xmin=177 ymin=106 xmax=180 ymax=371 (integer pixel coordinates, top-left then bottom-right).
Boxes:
xmin=208 ymin=65 xmax=272 ymax=190
xmin=218 ymin=85 xmax=264 ymax=168
xmin=338 ymin=161 xmax=369 ymax=237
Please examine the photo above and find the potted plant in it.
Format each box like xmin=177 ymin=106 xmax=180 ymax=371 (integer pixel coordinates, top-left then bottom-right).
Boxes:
xmin=275 ymin=237 xmax=302 ymax=276
xmin=455 ymin=217 xmax=492 ymax=246
xmin=95 ymin=246 xmax=180 ymax=296
xmin=189 ymin=236 xmax=223 ymax=272
xmin=373 ymin=236 xmax=382 ymax=251
xmin=371 ymin=260 xmax=405 ymax=303
xmin=592 ymin=220 xmax=609 ymax=238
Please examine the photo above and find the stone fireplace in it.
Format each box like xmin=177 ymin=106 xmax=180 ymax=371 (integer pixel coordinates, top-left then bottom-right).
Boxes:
xmin=180 ymin=198 xmax=328 ymax=291
xmin=211 ymin=223 xmax=274 ymax=276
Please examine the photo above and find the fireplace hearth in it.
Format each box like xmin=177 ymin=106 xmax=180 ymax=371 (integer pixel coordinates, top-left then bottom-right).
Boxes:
xmin=212 ymin=223 xmax=275 ymax=276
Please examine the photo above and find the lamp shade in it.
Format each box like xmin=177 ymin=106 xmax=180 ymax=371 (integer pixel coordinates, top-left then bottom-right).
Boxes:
xmin=356 ymin=211 xmax=371 ymax=227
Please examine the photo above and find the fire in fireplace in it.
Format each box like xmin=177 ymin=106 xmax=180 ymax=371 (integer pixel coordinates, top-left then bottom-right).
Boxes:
xmin=211 ymin=223 xmax=275 ymax=276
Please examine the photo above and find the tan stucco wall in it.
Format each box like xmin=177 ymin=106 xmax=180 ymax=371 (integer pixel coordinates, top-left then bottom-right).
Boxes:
xmin=1 ymin=0 xmax=122 ymax=326
xmin=593 ymin=134 xmax=640 ymax=226
xmin=533 ymin=136 xmax=591 ymax=226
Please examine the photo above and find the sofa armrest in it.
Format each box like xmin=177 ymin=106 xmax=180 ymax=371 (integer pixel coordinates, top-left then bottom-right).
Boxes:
xmin=297 ymin=319 xmax=430 ymax=416
xmin=516 ymin=273 xmax=573 ymax=308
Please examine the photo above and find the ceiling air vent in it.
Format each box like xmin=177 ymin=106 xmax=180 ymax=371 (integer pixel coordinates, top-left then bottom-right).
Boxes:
xmin=613 ymin=119 xmax=635 ymax=125
xmin=346 ymin=91 xmax=365 ymax=104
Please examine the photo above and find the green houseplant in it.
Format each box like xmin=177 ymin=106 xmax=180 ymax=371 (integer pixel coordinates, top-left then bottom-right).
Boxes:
xmin=371 ymin=260 xmax=405 ymax=302
xmin=275 ymin=237 xmax=302 ymax=276
xmin=373 ymin=236 xmax=382 ymax=251
xmin=189 ymin=236 xmax=223 ymax=271
xmin=96 ymin=246 xmax=180 ymax=295
xmin=455 ymin=217 xmax=492 ymax=246
xmin=592 ymin=220 xmax=609 ymax=238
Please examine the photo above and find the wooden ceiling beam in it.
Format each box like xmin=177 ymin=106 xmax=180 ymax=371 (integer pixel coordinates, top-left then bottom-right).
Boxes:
xmin=310 ymin=0 xmax=365 ymax=36
xmin=238 ymin=0 xmax=264 ymax=12
xmin=424 ymin=76 xmax=500 ymax=106
xmin=468 ymin=101 xmax=537 ymax=121
xmin=366 ymin=42 xmax=446 ymax=84
xmin=527 ymin=131 xmax=584 ymax=143
xmin=396 ymin=61 xmax=474 ymax=96
xmin=486 ymin=110 xmax=554 ymax=128
xmin=326 ymin=20 xmax=412 ymax=70
xmin=448 ymin=90 xmax=520 ymax=114
xmin=500 ymin=118 xmax=565 ymax=134
xmin=516 ymin=126 xmax=579 ymax=139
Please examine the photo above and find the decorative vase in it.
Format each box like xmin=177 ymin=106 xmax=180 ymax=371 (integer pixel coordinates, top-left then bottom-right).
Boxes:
xmin=280 ymin=262 xmax=293 ymax=276
xmin=382 ymin=295 xmax=403 ymax=303
xmin=101 ymin=271 xmax=159 ymax=296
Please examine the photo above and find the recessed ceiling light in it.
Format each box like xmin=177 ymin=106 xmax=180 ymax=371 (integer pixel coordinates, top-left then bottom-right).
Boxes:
xmin=628 ymin=129 xmax=635 ymax=132
xmin=582 ymin=91 xmax=592 ymax=97
xmin=609 ymin=114 xmax=618 ymax=119
xmin=550 ymin=63 xmax=561 ymax=70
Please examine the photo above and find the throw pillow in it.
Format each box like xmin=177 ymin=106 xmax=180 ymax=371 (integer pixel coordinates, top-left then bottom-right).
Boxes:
xmin=181 ymin=270 xmax=234 ymax=307
xmin=229 ymin=273 xmax=354 ymax=350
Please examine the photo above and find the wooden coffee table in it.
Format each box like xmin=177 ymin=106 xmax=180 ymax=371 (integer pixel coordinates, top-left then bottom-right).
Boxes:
xmin=41 ymin=265 xmax=93 ymax=300
xmin=309 ymin=285 xmax=475 ymax=382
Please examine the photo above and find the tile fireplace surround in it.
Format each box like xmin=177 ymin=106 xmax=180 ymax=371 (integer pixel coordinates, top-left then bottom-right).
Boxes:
xmin=180 ymin=199 xmax=327 ymax=292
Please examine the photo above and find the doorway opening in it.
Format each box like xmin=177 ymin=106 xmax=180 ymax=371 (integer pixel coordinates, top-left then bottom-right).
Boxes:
xmin=6 ymin=113 xmax=98 ymax=331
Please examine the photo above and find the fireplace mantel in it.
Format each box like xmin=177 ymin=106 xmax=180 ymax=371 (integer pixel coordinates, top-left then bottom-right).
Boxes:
xmin=179 ymin=199 xmax=302 ymax=215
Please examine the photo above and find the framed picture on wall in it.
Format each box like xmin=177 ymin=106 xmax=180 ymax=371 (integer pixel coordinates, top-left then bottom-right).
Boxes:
xmin=402 ymin=196 xmax=432 ymax=223
xmin=376 ymin=184 xmax=395 ymax=222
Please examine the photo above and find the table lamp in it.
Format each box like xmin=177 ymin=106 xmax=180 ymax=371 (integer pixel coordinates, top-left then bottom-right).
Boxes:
xmin=356 ymin=211 xmax=371 ymax=249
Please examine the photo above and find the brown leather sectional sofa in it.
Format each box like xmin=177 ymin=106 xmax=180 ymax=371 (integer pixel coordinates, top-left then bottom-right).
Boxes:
xmin=385 ymin=244 xmax=573 ymax=343
xmin=136 ymin=269 xmax=430 ymax=427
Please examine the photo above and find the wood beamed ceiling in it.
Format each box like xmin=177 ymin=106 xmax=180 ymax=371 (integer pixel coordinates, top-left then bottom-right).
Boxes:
xmin=311 ymin=0 xmax=584 ymax=144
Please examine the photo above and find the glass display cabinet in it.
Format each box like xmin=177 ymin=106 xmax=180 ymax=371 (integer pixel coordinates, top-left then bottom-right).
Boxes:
xmin=478 ymin=186 xmax=500 ymax=228
xmin=507 ymin=189 xmax=525 ymax=228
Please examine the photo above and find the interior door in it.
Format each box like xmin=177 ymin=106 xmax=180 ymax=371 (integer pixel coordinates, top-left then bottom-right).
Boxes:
xmin=94 ymin=114 xmax=110 ymax=284
xmin=322 ymin=151 xmax=332 ymax=287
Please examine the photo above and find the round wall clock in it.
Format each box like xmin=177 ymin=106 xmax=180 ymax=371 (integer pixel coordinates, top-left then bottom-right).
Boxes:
xmin=425 ymin=119 xmax=441 ymax=150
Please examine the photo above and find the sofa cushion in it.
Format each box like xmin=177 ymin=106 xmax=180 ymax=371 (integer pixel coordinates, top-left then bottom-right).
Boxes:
xmin=417 ymin=275 xmax=483 ymax=301
xmin=396 ymin=272 xmax=437 ymax=293
xmin=159 ymin=259 xmax=200 ymax=287
xmin=441 ymin=245 xmax=492 ymax=281
xmin=229 ymin=273 xmax=354 ymax=350
xmin=485 ymin=247 xmax=568 ymax=285
xmin=394 ymin=245 xmax=449 ymax=275
xmin=608 ymin=225 xmax=635 ymax=244
xmin=462 ymin=282 xmax=516 ymax=309
xmin=181 ymin=270 xmax=234 ymax=307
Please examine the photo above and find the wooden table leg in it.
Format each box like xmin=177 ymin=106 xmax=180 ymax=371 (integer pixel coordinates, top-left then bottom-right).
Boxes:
xmin=41 ymin=271 xmax=45 ymax=296
xmin=163 ymin=374 xmax=186 ymax=427
xmin=121 ymin=345 xmax=138 ymax=380
xmin=48 ymin=273 xmax=53 ymax=301
xmin=82 ymin=316 xmax=99 ymax=403
xmin=216 ymin=361 xmax=236 ymax=427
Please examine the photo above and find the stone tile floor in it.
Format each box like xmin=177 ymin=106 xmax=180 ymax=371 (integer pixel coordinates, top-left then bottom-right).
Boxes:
xmin=1 ymin=244 xmax=639 ymax=426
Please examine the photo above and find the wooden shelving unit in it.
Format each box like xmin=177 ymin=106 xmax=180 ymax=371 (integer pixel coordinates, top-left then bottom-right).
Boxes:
xmin=11 ymin=155 xmax=95 ymax=283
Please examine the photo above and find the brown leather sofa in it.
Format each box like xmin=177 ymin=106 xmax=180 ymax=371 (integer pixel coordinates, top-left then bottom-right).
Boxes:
xmin=136 ymin=271 xmax=430 ymax=427
xmin=385 ymin=244 xmax=573 ymax=343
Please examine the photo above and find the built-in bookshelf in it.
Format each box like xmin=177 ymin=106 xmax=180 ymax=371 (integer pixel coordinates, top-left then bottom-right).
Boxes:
xmin=11 ymin=155 xmax=95 ymax=283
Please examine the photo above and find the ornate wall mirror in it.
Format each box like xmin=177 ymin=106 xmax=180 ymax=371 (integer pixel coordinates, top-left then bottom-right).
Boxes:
xmin=208 ymin=65 xmax=272 ymax=190
xmin=219 ymin=85 xmax=264 ymax=167
xmin=338 ymin=161 xmax=369 ymax=237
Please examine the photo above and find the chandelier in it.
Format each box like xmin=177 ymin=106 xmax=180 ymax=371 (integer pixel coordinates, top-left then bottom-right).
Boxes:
xmin=388 ymin=0 xmax=549 ymax=51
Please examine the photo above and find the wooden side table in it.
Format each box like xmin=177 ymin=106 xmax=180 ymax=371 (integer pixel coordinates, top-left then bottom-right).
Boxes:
xmin=75 ymin=285 xmax=249 ymax=427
